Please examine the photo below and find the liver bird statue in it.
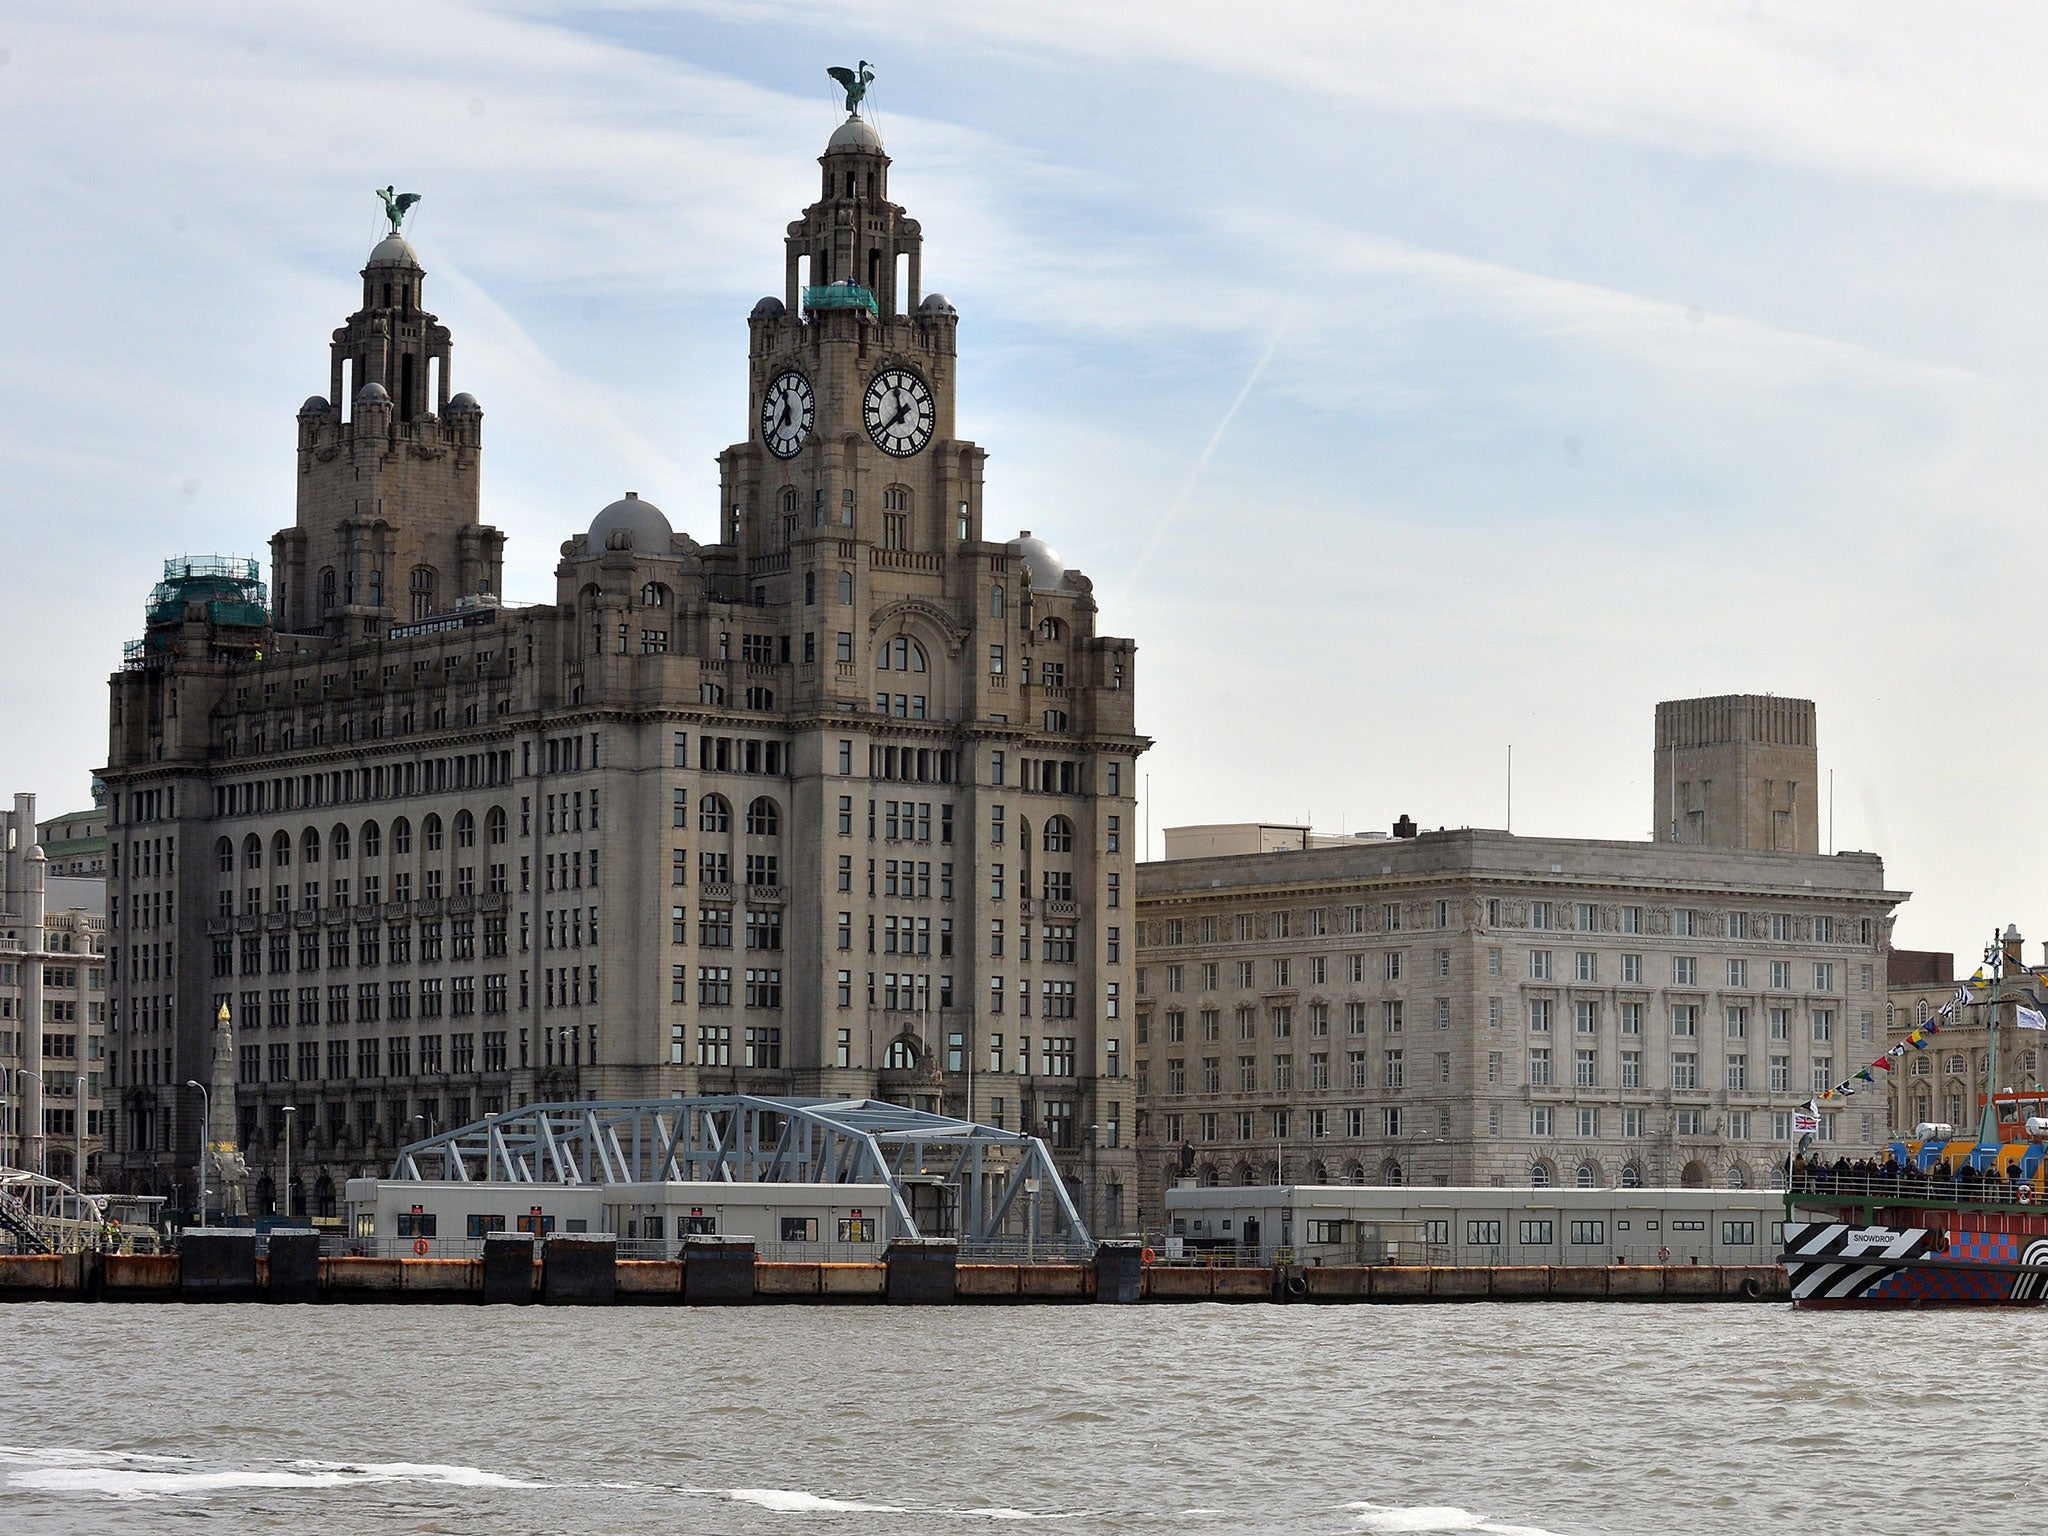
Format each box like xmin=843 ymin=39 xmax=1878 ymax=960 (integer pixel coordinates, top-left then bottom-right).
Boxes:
xmin=827 ymin=61 xmax=874 ymax=115
xmin=377 ymin=185 xmax=421 ymax=236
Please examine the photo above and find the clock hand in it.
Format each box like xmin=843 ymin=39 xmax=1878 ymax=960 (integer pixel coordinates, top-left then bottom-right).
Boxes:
xmin=772 ymin=397 xmax=792 ymax=433
xmin=888 ymin=395 xmax=913 ymax=429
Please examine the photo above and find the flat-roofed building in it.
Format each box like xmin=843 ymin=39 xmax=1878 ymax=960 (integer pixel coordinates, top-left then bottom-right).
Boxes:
xmin=1134 ymin=704 xmax=1901 ymax=1228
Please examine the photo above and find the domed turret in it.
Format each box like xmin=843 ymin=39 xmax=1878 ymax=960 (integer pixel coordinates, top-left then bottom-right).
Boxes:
xmin=750 ymin=296 xmax=787 ymax=321
xmin=1009 ymin=530 xmax=1066 ymax=591
xmin=356 ymin=381 xmax=391 ymax=406
xmin=917 ymin=293 xmax=957 ymax=317
xmin=299 ymin=395 xmax=333 ymax=417
xmin=827 ymin=115 xmax=883 ymax=153
xmin=368 ymin=234 xmax=420 ymax=268
xmin=445 ymin=392 xmax=481 ymax=415
xmin=587 ymin=491 xmax=673 ymax=552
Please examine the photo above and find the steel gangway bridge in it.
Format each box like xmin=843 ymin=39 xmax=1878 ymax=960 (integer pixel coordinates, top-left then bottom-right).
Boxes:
xmin=390 ymin=1095 xmax=1094 ymax=1256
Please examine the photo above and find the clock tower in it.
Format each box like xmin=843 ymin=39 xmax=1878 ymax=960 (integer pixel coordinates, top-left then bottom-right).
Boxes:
xmin=703 ymin=96 xmax=1145 ymax=1229
xmin=719 ymin=110 xmax=982 ymax=568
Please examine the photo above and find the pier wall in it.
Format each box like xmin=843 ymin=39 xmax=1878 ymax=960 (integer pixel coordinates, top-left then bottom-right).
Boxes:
xmin=0 ymin=1250 xmax=1789 ymax=1305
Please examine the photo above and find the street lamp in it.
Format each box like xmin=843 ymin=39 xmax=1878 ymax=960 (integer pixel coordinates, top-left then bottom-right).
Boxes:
xmin=280 ymin=1105 xmax=298 ymax=1221
xmin=74 ymin=1074 xmax=85 ymax=1196
xmin=185 ymin=1079 xmax=209 ymax=1225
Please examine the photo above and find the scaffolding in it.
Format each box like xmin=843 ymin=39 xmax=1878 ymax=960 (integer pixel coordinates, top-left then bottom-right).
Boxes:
xmin=390 ymin=1096 xmax=1093 ymax=1255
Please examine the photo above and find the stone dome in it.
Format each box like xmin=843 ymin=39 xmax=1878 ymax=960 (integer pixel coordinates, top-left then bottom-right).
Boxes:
xmin=917 ymin=293 xmax=957 ymax=316
xmin=299 ymin=394 xmax=332 ymax=416
xmin=750 ymin=296 xmax=787 ymax=321
xmin=445 ymin=392 xmax=481 ymax=414
xmin=368 ymin=234 xmax=420 ymax=268
xmin=587 ymin=491 xmax=673 ymax=552
xmin=355 ymin=381 xmax=390 ymax=405
xmin=827 ymin=115 xmax=883 ymax=152
xmin=1009 ymin=530 xmax=1066 ymax=591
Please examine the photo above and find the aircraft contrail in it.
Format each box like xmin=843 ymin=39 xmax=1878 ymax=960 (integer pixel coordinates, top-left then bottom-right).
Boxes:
xmin=1118 ymin=318 xmax=1289 ymax=601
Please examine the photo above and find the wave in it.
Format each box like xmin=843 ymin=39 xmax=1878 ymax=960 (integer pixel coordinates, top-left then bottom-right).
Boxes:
xmin=1349 ymin=1503 xmax=1578 ymax=1536
xmin=9 ymin=1454 xmax=541 ymax=1502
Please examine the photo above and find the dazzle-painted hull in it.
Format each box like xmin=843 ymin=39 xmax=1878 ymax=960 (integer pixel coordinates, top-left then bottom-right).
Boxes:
xmin=1781 ymin=1219 xmax=2048 ymax=1307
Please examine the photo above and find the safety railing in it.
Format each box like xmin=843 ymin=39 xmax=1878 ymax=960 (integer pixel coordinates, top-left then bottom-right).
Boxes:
xmin=1791 ymin=1167 xmax=2044 ymax=1206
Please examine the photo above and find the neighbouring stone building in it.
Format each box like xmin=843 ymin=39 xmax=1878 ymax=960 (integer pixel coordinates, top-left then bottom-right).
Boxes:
xmin=99 ymin=102 xmax=1145 ymax=1232
xmin=0 ymin=793 xmax=110 ymax=1187
xmin=1134 ymin=697 xmax=1902 ymax=1227
xmin=1885 ymin=937 xmax=2048 ymax=1137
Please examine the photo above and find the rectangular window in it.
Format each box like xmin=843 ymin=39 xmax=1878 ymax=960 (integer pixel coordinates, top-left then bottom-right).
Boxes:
xmin=1529 ymin=950 xmax=1552 ymax=981
xmin=1467 ymin=1220 xmax=1502 ymax=1246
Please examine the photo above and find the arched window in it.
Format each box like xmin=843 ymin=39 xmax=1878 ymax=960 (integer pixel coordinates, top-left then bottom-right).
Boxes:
xmin=1042 ymin=709 xmax=1069 ymax=732
xmin=361 ymin=821 xmax=382 ymax=859
xmin=409 ymin=566 xmax=437 ymax=621
xmin=745 ymin=798 xmax=780 ymax=837
xmin=1345 ymin=1162 xmax=1366 ymax=1186
xmin=214 ymin=837 xmax=233 ymax=875
xmin=1619 ymin=1162 xmax=1644 ymax=1189
xmin=271 ymin=830 xmax=292 ymax=868
xmin=331 ymin=824 xmax=350 ymax=861
xmin=1381 ymin=1159 xmax=1404 ymax=1186
xmin=486 ymin=807 xmax=507 ymax=846
xmin=318 ymin=567 xmax=337 ymax=615
xmin=1575 ymin=1161 xmax=1598 ymax=1189
xmin=699 ymin=795 xmax=731 ymax=833
xmin=745 ymin=686 xmax=774 ymax=710
xmin=454 ymin=810 xmax=476 ymax=849
xmin=1042 ymin=816 xmax=1073 ymax=853
xmin=700 ymin=683 xmax=726 ymax=706
xmin=1726 ymin=1164 xmax=1750 ymax=1190
xmin=639 ymin=583 xmax=669 ymax=608
xmin=1039 ymin=617 xmax=1064 ymax=641
xmin=781 ymin=487 xmax=798 ymax=513
xmin=883 ymin=485 xmax=910 ymax=511
xmin=1307 ymin=1161 xmax=1327 ymax=1184
xmin=391 ymin=817 xmax=412 ymax=857
xmin=837 ymin=571 xmax=854 ymax=605
xmin=884 ymin=1038 xmax=918 ymax=1070
xmin=1529 ymin=1160 xmax=1554 ymax=1188
xmin=877 ymin=637 xmax=927 ymax=673
xmin=243 ymin=834 xmax=263 ymax=871
xmin=422 ymin=814 xmax=443 ymax=853
xmin=300 ymin=827 xmax=320 ymax=864
xmin=368 ymin=569 xmax=382 ymax=606
xmin=991 ymin=584 xmax=1005 ymax=620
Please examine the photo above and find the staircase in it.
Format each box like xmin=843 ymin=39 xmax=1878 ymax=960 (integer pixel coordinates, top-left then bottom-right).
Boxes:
xmin=0 ymin=1185 xmax=55 ymax=1254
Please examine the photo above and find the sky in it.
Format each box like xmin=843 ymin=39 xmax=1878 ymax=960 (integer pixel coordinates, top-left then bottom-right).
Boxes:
xmin=1 ymin=1 xmax=2044 ymax=957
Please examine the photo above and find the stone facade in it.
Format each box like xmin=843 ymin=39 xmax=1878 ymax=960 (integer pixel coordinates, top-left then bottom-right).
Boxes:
xmin=0 ymin=793 xmax=109 ymax=1187
xmin=99 ymin=112 xmax=1146 ymax=1233
xmin=1135 ymin=752 xmax=1902 ymax=1229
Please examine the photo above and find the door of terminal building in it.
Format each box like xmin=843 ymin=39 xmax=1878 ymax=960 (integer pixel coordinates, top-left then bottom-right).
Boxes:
xmin=908 ymin=1181 xmax=956 ymax=1237
xmin=1243 ymin=1218 xmax=1261 ymax=1253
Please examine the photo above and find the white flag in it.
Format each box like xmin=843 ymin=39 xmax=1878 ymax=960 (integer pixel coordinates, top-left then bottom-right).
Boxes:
xmin=2019 ymin=1004 xmax=2047 ymax=1031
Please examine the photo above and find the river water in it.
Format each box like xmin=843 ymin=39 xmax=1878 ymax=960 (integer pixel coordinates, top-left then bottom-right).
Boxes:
xmin=0 ymin=1301 xmax=2034 ymax=1534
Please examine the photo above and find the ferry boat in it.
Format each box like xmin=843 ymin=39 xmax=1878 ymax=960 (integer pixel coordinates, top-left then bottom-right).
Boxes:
xmin=1780 ymin=1091 xmax=2048 ymax=1307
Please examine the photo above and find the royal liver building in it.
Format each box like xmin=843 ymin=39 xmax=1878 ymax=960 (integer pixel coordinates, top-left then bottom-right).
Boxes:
xmin=100 ymin=99 xmax=1145 ymax=1231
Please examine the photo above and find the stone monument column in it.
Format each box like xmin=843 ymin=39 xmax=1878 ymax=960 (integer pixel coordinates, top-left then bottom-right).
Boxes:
xmin=207 ymin=1001 xmax=246 ymax=1218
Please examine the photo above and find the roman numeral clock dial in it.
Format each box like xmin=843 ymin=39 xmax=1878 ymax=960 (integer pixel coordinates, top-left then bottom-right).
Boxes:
xmin=760 ymin=370 xmax=814 ymax=459
xmin=863 ymin=368 xmax=935 ymax=457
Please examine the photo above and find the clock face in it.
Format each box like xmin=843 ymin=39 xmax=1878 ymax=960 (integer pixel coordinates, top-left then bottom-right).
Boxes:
xmin=863 ymin=368 xmax=935 ymax=457
xmin=760 ymin=370 xmax=814 ymax=459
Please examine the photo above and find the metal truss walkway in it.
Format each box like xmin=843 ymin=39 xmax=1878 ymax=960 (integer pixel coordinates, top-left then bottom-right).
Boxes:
xmin=390 ymin=1096 xmax=1092 ymax=1253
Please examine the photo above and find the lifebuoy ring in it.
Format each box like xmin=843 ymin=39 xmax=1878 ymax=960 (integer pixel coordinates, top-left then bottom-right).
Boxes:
xmin=1140 ymin=1246 xmax=1157 ymax=1265
xmin=1740 ymin=1276 xmax=1764 ymax=1299
xmin=2020 ymin=1186 xmax=2035 ymax=1205
xmin=412 ymin=1237 xmax=430 ymax=1256
xmin=1657 ymin=1245 xmax=1671 ymax=1264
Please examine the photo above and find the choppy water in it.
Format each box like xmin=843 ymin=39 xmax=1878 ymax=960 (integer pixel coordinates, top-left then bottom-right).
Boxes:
xmin=0 ymin=1301 xmax=2038 ymax=1534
